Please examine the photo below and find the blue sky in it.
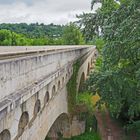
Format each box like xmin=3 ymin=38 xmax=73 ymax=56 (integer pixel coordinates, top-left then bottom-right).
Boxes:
xmin=0 ymin=0 xmax=100 ymax=24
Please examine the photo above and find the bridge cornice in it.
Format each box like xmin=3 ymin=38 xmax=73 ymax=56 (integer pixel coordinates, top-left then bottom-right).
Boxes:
xmin=0 ymin=46 xmax=94 ymax=60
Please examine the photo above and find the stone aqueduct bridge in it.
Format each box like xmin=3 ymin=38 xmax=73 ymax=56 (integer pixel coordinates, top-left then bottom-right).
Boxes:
xmin=0 ymin=46 xmax=97 ymax=140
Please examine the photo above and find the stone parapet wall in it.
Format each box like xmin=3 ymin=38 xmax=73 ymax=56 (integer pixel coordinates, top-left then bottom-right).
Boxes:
xmin=0 ymin=46 xmax=93 ymax=102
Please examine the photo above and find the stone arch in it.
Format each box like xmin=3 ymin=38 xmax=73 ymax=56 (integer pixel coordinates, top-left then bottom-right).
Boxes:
xmin=52 ymin=85 xmax=56 ymax=97
xmin=46 ymin=113 xmax=69 ymax=139
xmin=87 ymin=63 xmax=90 ymax=76
xmin=0 ymin=129 xmax=11 ymax=140
xmin=44 ymin=91 xmax=49 ymax=105
xmin=18 ymin=112 xmax=29 ymax=137
xmin=58 ymin=81 xmax=61 ymax=90
xmin=78 ymin=72 xmax=86 ymax=92
xmin=34 ymin=99 xmax=41 ymax=116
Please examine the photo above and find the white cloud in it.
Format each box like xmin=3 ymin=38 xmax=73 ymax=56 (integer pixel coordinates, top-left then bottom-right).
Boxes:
xmin=0 ymin=0 xmax=100 ymax=24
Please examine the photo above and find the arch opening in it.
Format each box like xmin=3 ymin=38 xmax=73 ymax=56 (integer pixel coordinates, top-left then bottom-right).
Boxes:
xmin=44 ymin=91 xmax=49 ymax=105
xmin=34 ymin=99 xmax=41 ymax=116
xmin=18 ymin=112 xmax=29 ymax=137
xmin=46 ymin=113 xmax=69 ymax=140
xmin=52 ymin=85 xmax=56 ymax=97
xmin=62 ymin=77 xmax=65 ymax=85
xmin=58 ymin=81 xmax=61 ymax=90
xmin=87 ymin=63 xmax=90 ymax=76
xmin=0 ymin=129 xmax=11 ymax=140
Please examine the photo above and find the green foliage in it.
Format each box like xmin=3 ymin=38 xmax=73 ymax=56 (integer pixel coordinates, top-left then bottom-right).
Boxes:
xmin=0 ymin=29 xmax=30 ymax=46
xmin=77 ymin=0 xmax=120 ymax=42
xmin=0 ymin=23 xmax=85 ymax=46
xmin=125 ymin=120 xmax=140 ymax=138
xmin=63 ymin=132 xmax=101 ymax=140
xmin=82 ymin=0 xmax=140 ymax=134
xmin=77 ymin=92 xmax=94 ymax=113
xmin=0 ymin=23 xmax=66 ymax=46
xmin=92 ymin=0 xmax=140 ymax=120
xmin=0 ymin=29 xmax=12 ymax=45
xmin=32 ymin=38 xmax=47 ymax=45
xmin=66 ymin=60 xmax=80 ymax=116
xmin=77 ymin=13 xmax=98 ymax=42
xmin=0 ymin=23 xmax=65 ymax=38
xmin=94 ymin=57 xmax=103 ymax=72
xmin=0 ymin=29 xmax=65 ymax=46
xmin=94 ymin=38 xmax=104 ymax=53
xmin=80 ymin=112 xmax=98 ymax=133
xmin=63 ymin=23 xmax=85 ymax=45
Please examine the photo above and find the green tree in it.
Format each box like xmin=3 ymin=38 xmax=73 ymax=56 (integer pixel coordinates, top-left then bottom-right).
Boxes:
xmin=0 ymin=29 xmax=12 ymax=45
xmin=0 ymin=23 xmax=65 ymax=39
xmin=80 ymin=0 xmax=140 ymax=135
xmin=32 ymin=38 xmax=48 ymax=45
xmin=77 ymin=13 xmax=98 ymax=42
xmin=0 ymin=29 xmax=65 ymax=46
xmin=0 ymin=29 xmax=33 ymax=46
xmin=63 ymin=23 xmax=85 ymax=45
xmin=77 ymin=0 xmax=119 ymax=42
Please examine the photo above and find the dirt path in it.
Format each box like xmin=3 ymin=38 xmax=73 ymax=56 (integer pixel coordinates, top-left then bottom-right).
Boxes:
xmin=95 ymin=110 xmax=126 ymax=140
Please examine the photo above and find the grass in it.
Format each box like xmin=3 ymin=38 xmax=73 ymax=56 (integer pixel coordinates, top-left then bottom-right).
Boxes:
xmin=63 ymin=132 xmax=101 ymax=140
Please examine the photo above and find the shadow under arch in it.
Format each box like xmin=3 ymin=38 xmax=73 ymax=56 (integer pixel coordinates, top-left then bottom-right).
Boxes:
xmin=52 ymin=85 xmax=56 ymax=97
xmin=18 ymin=111 xmax=29 ymax=138
xmin=34 ymin=99 xmax=41 ymax=116
xmin=0 ymin=129 xmax=11 ymax=140
xmin=78 ymin=72 xmax=86 ymax=93
xmin=45 ymin=113 xmax=69 ymax=140
xmin=44 ymin=91 xmax=49 ymax=105
xmin=87 ymin=62 xmax=90 ymax=76
xmin=58 ymin=80 xmax=61 ymax=90
xmin=62 ymin=77 xmax=65 ymax=85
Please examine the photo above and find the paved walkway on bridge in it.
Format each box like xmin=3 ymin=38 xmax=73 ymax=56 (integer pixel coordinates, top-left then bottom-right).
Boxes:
xmin=0 ymin=45 xmax=94 ymax=54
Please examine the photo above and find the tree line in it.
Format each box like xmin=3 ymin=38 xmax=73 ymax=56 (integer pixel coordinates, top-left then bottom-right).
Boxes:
xmin=0 ymin=23 xmax=85 ymax=46
xmin=0 ymin=23 xmax=64 ymax=38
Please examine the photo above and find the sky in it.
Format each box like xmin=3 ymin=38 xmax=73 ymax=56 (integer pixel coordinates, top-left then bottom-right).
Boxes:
xmin=0 ymin=0 xmax=100 ymax=25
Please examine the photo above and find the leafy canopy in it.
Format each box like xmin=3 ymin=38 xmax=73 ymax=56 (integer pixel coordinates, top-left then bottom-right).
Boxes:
xmin=79 ymin=0 xmax=140 ymax=133
xmin=63 ymin=23 xmax=85 ymax=45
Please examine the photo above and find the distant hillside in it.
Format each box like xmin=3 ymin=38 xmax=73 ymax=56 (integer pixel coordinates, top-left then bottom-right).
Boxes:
xmin=0 ymin=23 xmax=65 ymax=38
